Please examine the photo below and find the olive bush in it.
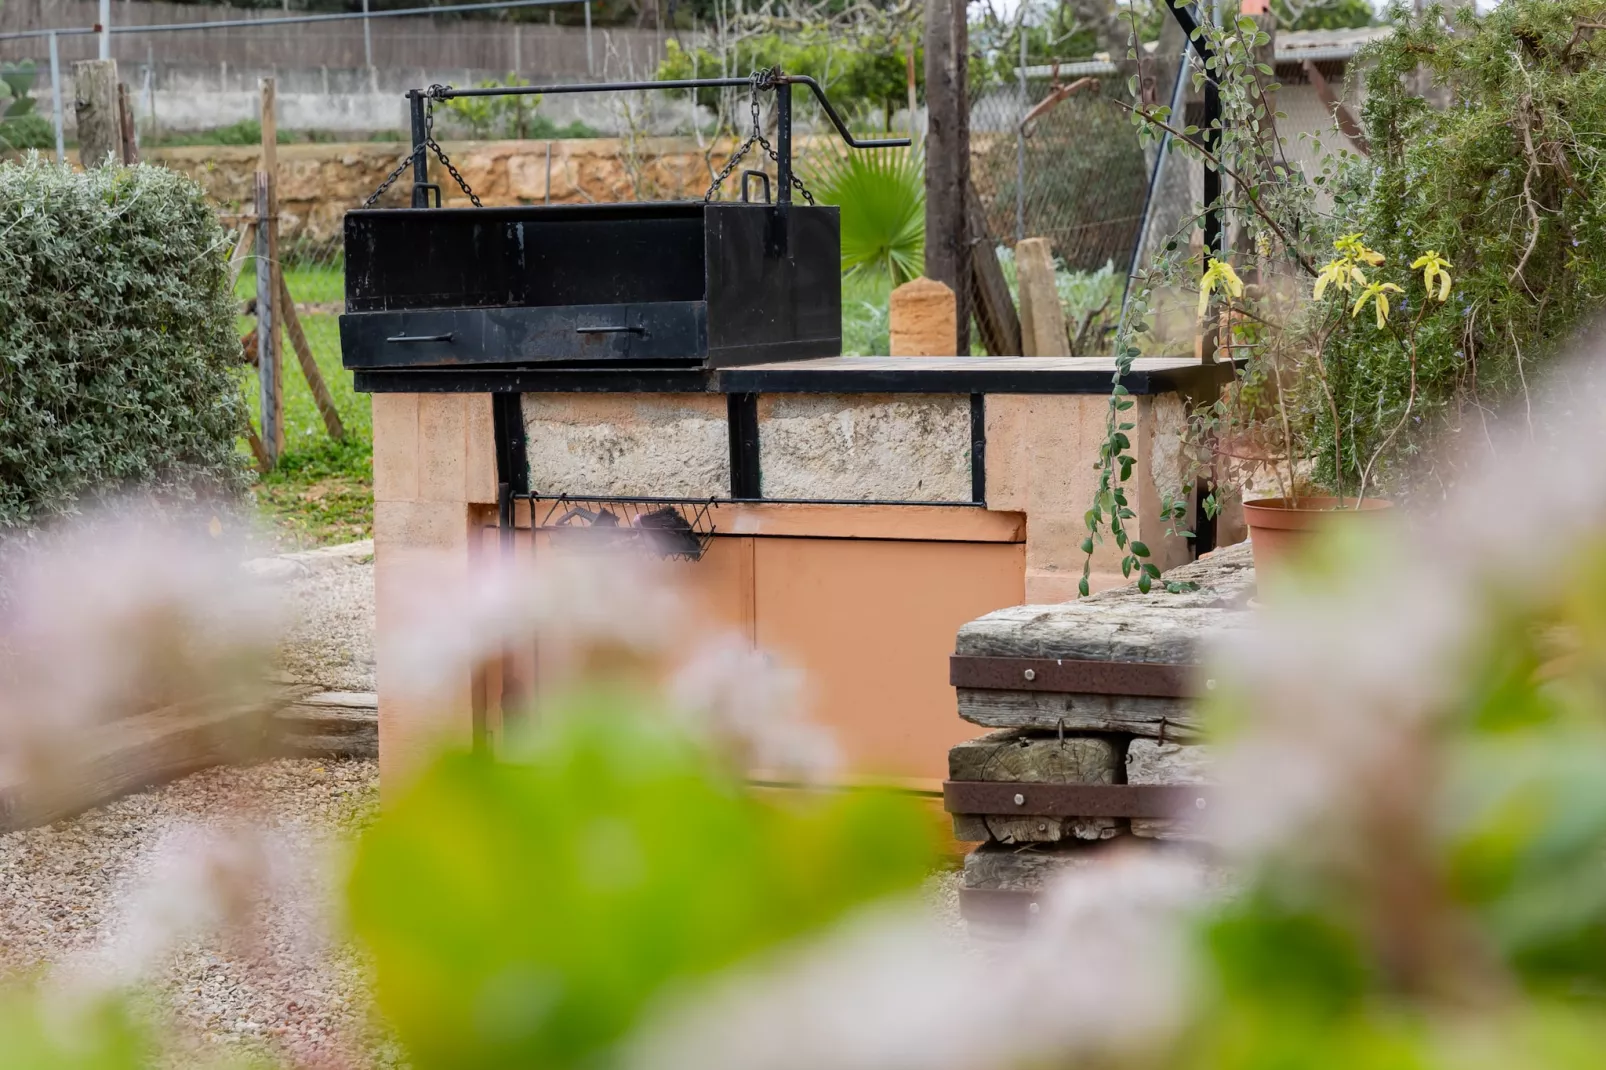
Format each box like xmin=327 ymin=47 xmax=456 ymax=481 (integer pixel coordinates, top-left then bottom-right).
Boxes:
xmin=0 ymin=157 xmax=249 ymax=528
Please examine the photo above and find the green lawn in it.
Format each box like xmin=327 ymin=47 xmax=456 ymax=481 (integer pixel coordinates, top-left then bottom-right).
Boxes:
xmin=236 ymin=259 xmax=373 ymax=549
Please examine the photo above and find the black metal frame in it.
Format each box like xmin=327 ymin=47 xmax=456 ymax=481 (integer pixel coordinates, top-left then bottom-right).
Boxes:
xmin=354 ymin=358 xmax=1237 ymax=397
xmin=1166 ymin=2 xmax=1223 ymax=557
xmin=404 ymin=73 xmax=909 ymax=211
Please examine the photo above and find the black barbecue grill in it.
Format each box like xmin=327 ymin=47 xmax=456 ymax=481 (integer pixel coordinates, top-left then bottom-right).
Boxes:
xmin=339 ymin=71 xmax=908 ymax=373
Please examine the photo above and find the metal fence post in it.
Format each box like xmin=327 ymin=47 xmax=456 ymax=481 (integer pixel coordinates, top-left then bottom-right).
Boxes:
xmin=1014 ymin=29 xmax=1026 ymax=244
xmin=48 ymin=32 xmax=65 ymax=164
xmin=98 ymin=0 xmax=110 ymax=60
xmin=362 ymin=0 xmax=373 ymax=69
xmin=584 ymin=0 xmax=594 ymax=75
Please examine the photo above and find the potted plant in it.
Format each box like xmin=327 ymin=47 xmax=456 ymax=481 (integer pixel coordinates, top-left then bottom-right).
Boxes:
xmin=1079 ymin=0 xmax=1606 ymax=592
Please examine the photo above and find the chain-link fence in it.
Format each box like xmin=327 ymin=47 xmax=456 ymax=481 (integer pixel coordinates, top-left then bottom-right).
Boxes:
xmin=970 ymin=71 xmax=1151 ymax=272
xmin=968 ymin=68 xmax=1164 ymax=354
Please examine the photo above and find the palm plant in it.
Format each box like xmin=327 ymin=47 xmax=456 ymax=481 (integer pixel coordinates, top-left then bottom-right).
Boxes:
xmin=806 ymin=147 xmax=925 ymax=285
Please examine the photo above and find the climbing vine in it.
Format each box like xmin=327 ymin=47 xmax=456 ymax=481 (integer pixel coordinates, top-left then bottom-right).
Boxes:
xmin=1080 ymin=0 xmax=1606 ymax=595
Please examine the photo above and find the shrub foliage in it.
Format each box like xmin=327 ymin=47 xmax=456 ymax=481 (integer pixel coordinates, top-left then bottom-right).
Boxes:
xmin=1312 ymin=0 xmax=1606 ymax=493
xmin=0 ymin=158 xmax=249 ymax=527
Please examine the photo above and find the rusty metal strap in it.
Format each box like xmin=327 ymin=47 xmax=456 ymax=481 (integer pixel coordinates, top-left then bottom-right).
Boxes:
xmin=943 ymin=780 xmax=1211 ymax=819
xmin=949 ymin=655 xmax=1195 ymax=698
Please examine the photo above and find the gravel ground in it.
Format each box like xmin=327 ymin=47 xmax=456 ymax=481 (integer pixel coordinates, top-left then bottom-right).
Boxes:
xmin=275 ymin=550 xmax=376 ymax=694
xmin=0 ymin=759 xmax=388 ymax=1066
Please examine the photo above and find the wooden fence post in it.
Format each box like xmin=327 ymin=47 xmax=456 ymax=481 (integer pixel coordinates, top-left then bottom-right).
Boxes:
xmin=923 ymin=0 xmax=971 ymax=355
xmin=257 ymin=78 xmax=284 ymax=464
xmin=278 ymin=273 xmax=346 ymax=442
xmin=73 ymin=59 xmax=121 ymax=167
xmin=116 ymin=82 xmax=139 ymax=164
xmin=255 ymin=173 xmax=279 ymax=468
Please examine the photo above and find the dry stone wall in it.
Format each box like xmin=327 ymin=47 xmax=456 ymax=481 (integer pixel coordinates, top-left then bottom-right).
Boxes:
xmin=145 ymin=135 xmax=844 ymax=250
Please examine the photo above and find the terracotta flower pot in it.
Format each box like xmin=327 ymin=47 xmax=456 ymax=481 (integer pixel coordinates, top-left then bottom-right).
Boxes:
xmin=1242 ymin=496 xmax=1394 ymax=575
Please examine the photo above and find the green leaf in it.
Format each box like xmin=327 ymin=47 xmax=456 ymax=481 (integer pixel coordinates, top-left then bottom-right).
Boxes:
xmin=1131 ymin=541 xmax=1151 ymax=558
xmin=1142 ymin=563 xmax=1162 ymax=579
xmin=1080 ymin=537 xmax=1094 ymax=555
xmin=350 ymin=699 xmax=935 ymax=1070
xmin=807 ymin=147 xmax=926 ymax=285
xmin=1078 ymin=576 xmax=1090 ymax=598
xmin=1138 ymin=573 xmax=1152 ymax=594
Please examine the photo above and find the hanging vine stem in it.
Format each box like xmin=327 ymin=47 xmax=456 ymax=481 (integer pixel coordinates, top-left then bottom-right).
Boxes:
xmin=1108 ymin=98 xmax=1318 ymax=279
xmin=1076 ymin=6 xmax=1320 ymax=597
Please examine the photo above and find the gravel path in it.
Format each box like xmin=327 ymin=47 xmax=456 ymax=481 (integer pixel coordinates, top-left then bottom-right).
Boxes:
xmin=272 ymin=544 xmax=376 ymax=694
xmin=0 ymin=759 xmax=388 ymax=1066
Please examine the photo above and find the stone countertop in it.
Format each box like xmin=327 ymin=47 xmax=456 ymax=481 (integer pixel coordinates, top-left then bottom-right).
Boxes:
xmin=955 ymin=541 xmax=1255 ymax=665
xmin=356 ymin=354 xmax=1235 ymax=397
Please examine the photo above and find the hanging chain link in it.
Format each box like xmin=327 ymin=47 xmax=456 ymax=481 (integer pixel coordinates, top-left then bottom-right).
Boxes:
xmin=362 ymin=85 xmax=483 ymax=208
xmin=362 ymin=149 xmax=419 ymax=208
xmin=423 ymin=85 xmax=483 ymax=207
xmin=703 ymin=68 xmax=815 ymax=206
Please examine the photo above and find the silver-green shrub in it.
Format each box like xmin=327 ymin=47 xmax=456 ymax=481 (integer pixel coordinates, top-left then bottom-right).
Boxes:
xmin=0 ymin=157 xmax=249 ymax=527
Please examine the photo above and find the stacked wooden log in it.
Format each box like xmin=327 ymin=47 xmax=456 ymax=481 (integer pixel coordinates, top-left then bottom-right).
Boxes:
xmin=945 ymin=542 xmax=1254 ymax=927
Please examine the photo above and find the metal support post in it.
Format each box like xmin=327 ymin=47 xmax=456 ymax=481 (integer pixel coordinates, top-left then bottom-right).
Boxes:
xmin=98 ymin=0 xmax=110 ymax=60
xmin=408 ymin=90 xmax=431 ymax=207
xmin=775 ymin=76 xmax=792 ymax=206
xmin=48 ymin=32 xmax=65 ymax=164
xmin=362 ymin=0 xmax=373 ymax=69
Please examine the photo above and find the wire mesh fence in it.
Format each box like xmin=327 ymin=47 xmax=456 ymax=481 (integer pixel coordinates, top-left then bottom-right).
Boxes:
xmin=969 ymin=71 xmax=1152 ymax=274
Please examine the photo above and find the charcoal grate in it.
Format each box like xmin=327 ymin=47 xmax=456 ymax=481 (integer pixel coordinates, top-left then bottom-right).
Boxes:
xmin=525 ymin=494 xmax=716 ymax=562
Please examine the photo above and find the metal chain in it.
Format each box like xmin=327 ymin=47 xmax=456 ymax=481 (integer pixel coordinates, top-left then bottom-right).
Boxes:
xmin=425 ymin=85 xmax=483 ymax=207
xmin=361 ymin=85 xmax=483 ymax=208
xmin=702 ymin=68 xmax=814 ymax=206
xmin=362 ymin=148 xmax=421 ymax=208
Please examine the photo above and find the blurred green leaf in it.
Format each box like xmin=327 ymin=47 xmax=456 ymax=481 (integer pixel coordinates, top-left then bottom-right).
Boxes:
xmin=349 ymin=688 xmax=934 ymax=1070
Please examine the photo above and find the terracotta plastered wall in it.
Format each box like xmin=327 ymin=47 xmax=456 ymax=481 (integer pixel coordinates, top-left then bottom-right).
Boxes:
xmin=984 ymin=393 xmax=1195 ymax=601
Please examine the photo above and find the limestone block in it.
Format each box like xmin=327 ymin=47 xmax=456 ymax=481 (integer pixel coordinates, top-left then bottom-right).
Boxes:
xmin=522 ymin=394 xmax=729 ymax=498
xmin=417 ymin=394 xmax=469 ymax=503
xmin=371 ymin=393 xmax=419 ymax=504
xmin=949 ymin=730 xmax=1124 ymax=844
xmin=465 ymin=394 xmax=499 ymax=506
xmin=1015 ymin=237 xmax=1069 ymax=357
xmin=454 ymin=149 xmax=505 ymax=200
xmin=1127 ymin=738 xmax=1215 ymax=840
xmin=506 ymin=151 xmax=564 ymax=201
xmin=962 ymin=840 xmax=1127 ymax=892
xmin=757 ymin=394 xmax=971 ymax=502
xmin=888 ymin=277 xmax=957 ymax=356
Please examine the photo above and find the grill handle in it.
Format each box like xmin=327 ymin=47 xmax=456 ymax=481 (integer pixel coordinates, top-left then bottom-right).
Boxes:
xmin=575 ymin=325 xmax=648 ymax=335
xmin=387 ymin=332 xmax=454 ymax=343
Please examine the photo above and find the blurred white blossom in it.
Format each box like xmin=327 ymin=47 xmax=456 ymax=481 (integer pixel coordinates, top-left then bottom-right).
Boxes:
xmin=668 ymin=635 xmax=839 ymax=781
xmin=379 ymin=548 xmax=685 ymax=706
xmin=0 ymin=510 xmax=284 ymax=804
xmin=626 ymin=850 xmax=1206 ymax=1070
